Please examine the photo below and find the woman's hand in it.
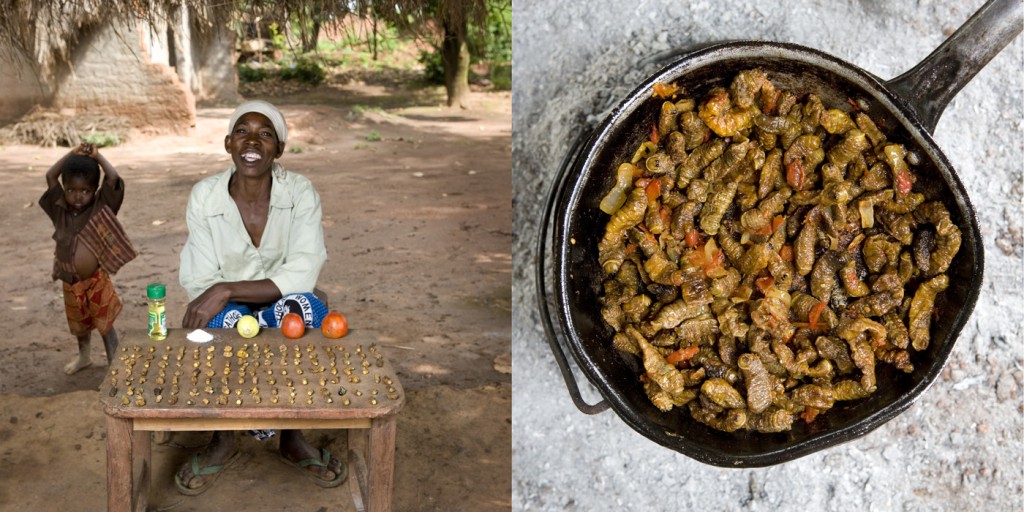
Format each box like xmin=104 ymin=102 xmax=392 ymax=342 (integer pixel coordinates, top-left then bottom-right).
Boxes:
xmin=181 ymin=283 xmax=233 ymax=329
xmin=181 ymin=279 xmax=281 ymax=328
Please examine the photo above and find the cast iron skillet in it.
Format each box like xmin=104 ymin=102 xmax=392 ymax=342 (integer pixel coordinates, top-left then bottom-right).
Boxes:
xmin=537 ymin=0 xmax=1021 ymax=467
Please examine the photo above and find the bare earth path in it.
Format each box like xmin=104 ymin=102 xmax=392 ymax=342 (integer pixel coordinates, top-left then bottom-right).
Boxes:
xmin=0 ymin=86 xmax=511 ymax=511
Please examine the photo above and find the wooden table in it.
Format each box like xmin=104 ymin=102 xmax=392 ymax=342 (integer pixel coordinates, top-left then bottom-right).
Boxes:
xmin=99 ymin=329 xmax=405 ymax=512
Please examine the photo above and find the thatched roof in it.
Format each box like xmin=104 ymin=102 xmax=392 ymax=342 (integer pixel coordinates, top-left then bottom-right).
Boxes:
xmin=0 ymin=0 xmax=231 ymax=87
xmin=0 ymin=0 xmax=488 ymax=82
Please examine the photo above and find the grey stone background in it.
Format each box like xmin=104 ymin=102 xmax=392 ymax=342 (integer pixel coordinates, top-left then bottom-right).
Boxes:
xmin=512 ymin=1 xmax=1023 ymax=510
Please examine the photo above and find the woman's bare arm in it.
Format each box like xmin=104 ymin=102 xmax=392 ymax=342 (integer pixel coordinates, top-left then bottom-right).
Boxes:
xmin=181 ymin=279 xmax=282 ymax=328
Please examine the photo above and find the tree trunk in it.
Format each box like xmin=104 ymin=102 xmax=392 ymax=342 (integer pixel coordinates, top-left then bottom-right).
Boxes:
xmin=301 ymin=1 xmax=322 ymax=53
xmin=302 ymin=21 xmax=320 ymax=53
xmin=371 ymin=13 xmax=378 ymax=61
xmin=441 ymin=17 xmax=470 ymax=109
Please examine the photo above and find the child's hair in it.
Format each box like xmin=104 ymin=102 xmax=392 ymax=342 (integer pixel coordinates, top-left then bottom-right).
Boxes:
xmin=62 ymin=155 xmax=100 ymax=187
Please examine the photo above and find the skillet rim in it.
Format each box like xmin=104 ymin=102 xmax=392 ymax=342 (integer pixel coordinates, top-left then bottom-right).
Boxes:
xmin=551 ymin=40 xmax=984 ymax=467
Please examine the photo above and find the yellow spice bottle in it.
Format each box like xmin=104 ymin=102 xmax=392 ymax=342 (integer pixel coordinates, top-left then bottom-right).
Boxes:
xmin=147 ymin=283 xmax=167 ymax=341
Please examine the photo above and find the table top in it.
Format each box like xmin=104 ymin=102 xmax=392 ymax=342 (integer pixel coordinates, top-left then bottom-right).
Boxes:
xmin=100 ymin=329 xmax=404 ymax=420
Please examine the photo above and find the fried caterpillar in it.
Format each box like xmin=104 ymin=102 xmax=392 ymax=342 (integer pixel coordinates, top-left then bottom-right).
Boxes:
xmin=597 ymin=68 xmax=962 ymax=433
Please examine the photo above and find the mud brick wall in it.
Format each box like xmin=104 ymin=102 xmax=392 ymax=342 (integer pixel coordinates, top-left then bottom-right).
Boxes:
xmin=54 ymin=21 xmax=195 ymax=134
xmin=0 ymin=52 xmax=49 ymax=123
xmin=178 ymin=11 xmax=241 ymax=106
xmin=0 ymin=8 xmax=238 ymax=128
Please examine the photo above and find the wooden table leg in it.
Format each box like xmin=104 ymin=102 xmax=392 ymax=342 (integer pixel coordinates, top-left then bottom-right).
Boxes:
xmin=135 ymin=430 xmax=151 ymax=512
xmin=105 ymin=415 xmax=134 ymax=512
xmin=367 ymin=415 xmax=397 ymax=512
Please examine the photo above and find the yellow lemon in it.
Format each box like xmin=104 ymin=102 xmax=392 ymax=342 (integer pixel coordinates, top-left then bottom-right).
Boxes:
xmin=236 ymin=315 xmax=260 ymax=338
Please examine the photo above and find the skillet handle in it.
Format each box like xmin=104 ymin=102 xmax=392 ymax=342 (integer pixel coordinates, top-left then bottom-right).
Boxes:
xmin=535 ymin=134 xmax=610 ymax=416
xmin=887 ymin=0 xmax=1023 ymax=133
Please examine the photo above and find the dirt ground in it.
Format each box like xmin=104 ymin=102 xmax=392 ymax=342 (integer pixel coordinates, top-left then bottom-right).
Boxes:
xmin=0 ymin=79 xmax=511 ymax=511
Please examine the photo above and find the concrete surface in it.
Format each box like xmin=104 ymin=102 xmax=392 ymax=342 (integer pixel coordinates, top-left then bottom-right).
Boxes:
xmin=512 ymin=1 xmax=1023 ymax=510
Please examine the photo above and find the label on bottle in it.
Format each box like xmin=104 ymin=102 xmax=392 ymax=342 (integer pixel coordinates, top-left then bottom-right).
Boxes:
xmin=148 ymin=301 xmax=167 ymax=340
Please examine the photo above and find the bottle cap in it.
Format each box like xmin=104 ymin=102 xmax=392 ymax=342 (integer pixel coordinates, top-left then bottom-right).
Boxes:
xmin=147 ymin=283 xmax=166 ymax=300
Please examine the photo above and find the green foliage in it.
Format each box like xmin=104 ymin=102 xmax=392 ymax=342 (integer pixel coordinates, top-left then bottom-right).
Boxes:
xmin=237 ymin=63 xmax=269 ymax=83
xmin=347 ymin=104 xmax=385 ymax=121
xmin=228 ymin=3 xmax=512 ymax=93
xmin=489 ymin=62 xmax=511 ymax=90
xmin=267 ymin=22 xmax=288 ymax=50
xmin=81 ymin=131 xmax=120 ymax=147
xmin=329 ymin=21 xmax=401 ymax=53
xmin=469 ymin=0 xmax=512 ymax=64
xmin=418 ymin=49 xmax=445 ymax=85
xmin=280 ymin=58 xmax=325 ymax=85
xmin=365 ymin=130 xmax=381 ymax=142
xmin=416 ymin=0 xmax=510 ymax=88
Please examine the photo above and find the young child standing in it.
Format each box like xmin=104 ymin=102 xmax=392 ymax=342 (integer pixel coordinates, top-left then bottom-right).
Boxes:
xmin=39 ymin=142 xmax=137 ymax=374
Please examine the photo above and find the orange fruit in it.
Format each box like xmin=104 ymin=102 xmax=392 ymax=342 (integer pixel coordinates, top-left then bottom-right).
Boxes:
xmin=321 ymin=311 xmax=349 ymax=339
xmin=281 ymin=312 xmax=305 ymax=339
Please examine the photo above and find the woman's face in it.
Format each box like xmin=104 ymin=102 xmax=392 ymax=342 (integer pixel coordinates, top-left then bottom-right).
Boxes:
xmin=225 ymin=112 xmax=285 ymax=177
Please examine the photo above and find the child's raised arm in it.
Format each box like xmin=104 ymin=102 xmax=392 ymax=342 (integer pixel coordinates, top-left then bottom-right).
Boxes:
xmin=44 ymin=144 xmax=87 ymax=189
xmin=81 ymin=143 xmax=121 ymax=189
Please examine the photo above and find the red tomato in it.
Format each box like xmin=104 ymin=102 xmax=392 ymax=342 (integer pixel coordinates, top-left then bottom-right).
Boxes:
xmin=785 ymin=159 xmax=806 ymax=190
xmin=894 ymin=168 xmax=914 ymax=195
xmin=684 ymin=228 xmax=701 ymax=248
xmin=321 ymin=311 xmax=349 ymax=339
xmin=281 ymin=313 xmax=305 ymax=339
xmin=807 ymin=301 xmax=827 ymax=331
xmin=665 ymin=345 xmax=698 ymax=365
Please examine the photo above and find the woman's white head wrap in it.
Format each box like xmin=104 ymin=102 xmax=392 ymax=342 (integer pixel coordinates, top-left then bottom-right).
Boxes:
xmin=228 ymin=100 xmax=288 ymax=143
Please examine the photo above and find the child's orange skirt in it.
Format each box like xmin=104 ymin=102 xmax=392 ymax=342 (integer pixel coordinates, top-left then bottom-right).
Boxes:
xmin=63 ymin=268 xmax=123 ymax=336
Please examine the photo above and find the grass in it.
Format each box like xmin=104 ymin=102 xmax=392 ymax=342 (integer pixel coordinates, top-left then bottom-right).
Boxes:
xmin=82 ymin=130 xmax=121 ymax=147
xmin=346 ymin=104 xmax=386 ymax=121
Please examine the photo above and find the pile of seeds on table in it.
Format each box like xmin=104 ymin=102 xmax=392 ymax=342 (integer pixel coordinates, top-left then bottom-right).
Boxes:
xmin=106 ymin=342 xmax=401 ymax=409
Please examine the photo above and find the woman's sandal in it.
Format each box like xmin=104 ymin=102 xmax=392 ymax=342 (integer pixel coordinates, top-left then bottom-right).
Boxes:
xmin=279 ymin=448 xmax=348 ymax=488
xmin=174 ymin=451 xmax=241 ymax=496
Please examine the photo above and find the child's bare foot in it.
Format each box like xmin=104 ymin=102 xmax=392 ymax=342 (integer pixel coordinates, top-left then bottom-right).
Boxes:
xmin=64 ymin=355 xmax=92 ymax=375
xmin=68 ymin=335 xmax=94 ymax=375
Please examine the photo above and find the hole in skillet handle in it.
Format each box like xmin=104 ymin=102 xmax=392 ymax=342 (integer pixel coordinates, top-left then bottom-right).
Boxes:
xmin=551 ymin=41 xmax=987 ymax=467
